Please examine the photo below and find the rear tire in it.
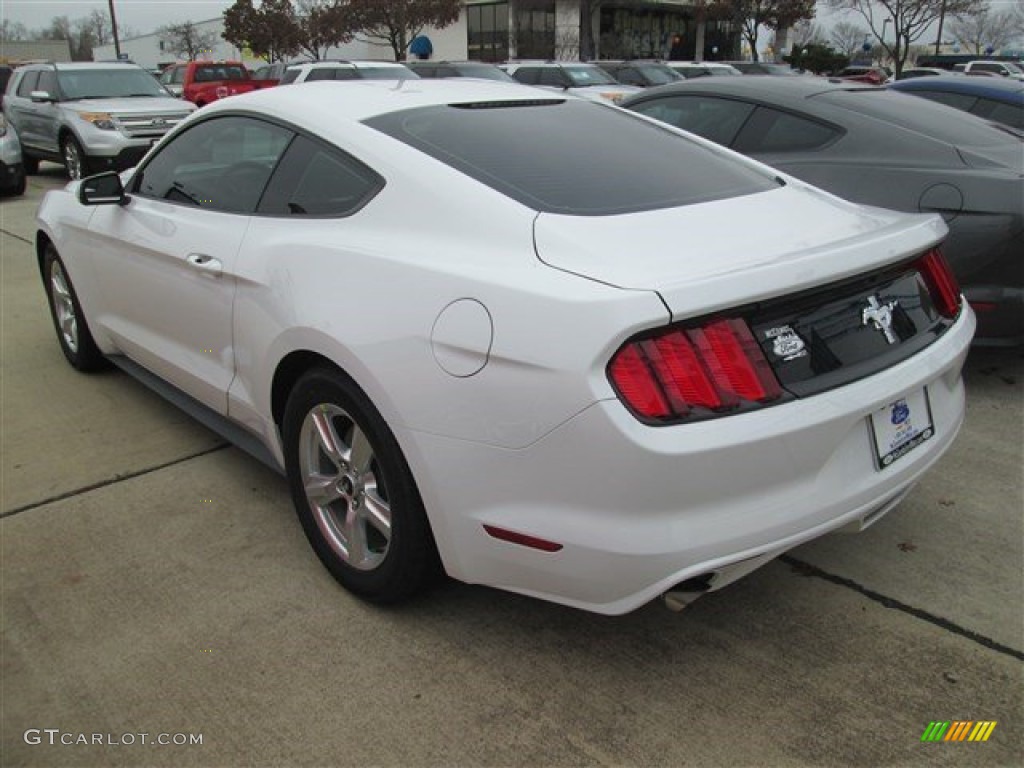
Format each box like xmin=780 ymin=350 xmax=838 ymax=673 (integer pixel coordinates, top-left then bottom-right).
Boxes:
xmin=22 ymin=153 xmax=39 ymax=175
xmin=43 ymin=245 xmax=107 ymax=372
xmin=282 ymin=367 xmax=440 ymax=603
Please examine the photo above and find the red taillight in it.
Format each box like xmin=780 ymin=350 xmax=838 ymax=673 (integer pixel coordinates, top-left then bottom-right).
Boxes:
xmin=609 ymin=317 xmax=783 ymax=423
xmin=915 ymin=248 xmax=961 ymax=319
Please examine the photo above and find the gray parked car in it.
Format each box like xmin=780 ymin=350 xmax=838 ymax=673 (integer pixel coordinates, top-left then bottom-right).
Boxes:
xmin=0 ymin=113 xmax=25 ymax=195
xmin=3 ymin=61 xmax=195 ymax=180
xmin=622 ymin=78 xmax=1023 ymax=345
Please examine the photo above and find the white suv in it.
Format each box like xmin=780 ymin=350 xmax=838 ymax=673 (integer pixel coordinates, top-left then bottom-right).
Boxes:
xmin=503 ymin=61 xmax=641 ymax=104
xmin=280 ymin=60 xmax=418 ymax=84
xmin=2 ymin=62 xmax=194 ymax=179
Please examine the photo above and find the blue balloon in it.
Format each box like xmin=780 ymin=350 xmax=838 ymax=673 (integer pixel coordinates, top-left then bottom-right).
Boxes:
xmin=985 ymin=45 xmax=994 ymax=54
xmin=862 ymin=41 xmax=872 ymax=52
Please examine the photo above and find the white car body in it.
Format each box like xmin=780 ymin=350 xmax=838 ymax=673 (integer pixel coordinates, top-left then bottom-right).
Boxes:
xmin=36 ymin=81 xmax=973 ymax=614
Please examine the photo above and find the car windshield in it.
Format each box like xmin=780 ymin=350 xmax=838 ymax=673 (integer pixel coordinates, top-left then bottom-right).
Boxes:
xmin=357 ymin=67 xmax=419 ymax=80
xmin=57 ymin=69 xmax=168 ymax=99
xmin=194 ymin=65 xmax=248 ymax=82
xmin=562 ymin=65 xmax=619 ymax=86
xmin=366 ymin=99 xmax=777 ymax=216
xmin=636 ymin=64 xmax=681 ymax=84
xmin=1003 ymin=61 xmax=1023 ymax=74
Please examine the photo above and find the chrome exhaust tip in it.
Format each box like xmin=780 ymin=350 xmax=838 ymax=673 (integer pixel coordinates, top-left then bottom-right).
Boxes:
xmin=662 ymin=573 xmax=714 ymax=612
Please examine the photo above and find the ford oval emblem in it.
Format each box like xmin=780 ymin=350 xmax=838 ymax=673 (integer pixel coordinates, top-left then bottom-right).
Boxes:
xmin=891 ymin=400 xmax=910 ymax=425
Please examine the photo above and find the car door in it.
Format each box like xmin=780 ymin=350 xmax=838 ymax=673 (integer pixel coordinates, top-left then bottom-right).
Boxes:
xmin=84 ymin=115 xmax=294 ymax=413
xmin=7 ymin=70 xmax=41 ymax=148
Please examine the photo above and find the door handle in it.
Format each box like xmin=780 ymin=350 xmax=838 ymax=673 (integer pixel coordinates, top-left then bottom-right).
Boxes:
xmin=186 ymin=253 xmax=222 ymax=276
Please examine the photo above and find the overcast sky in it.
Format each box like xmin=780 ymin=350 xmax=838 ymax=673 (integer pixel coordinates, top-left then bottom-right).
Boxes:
xmin=2 ymin=1 xmax=234 ymax=36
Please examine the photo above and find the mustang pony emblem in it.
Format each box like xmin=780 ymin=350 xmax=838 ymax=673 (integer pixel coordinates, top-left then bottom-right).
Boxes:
xmin=862 ymin=295 xmax=899 ymax=344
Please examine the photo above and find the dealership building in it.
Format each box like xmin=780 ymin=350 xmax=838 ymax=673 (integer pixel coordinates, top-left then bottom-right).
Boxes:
xmin=93 ymin=1 xmax=739 ymax=69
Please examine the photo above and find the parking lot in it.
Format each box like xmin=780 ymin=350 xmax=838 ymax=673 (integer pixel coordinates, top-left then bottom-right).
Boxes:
xmin=2 ymin=167 xmax=1021 ymax=766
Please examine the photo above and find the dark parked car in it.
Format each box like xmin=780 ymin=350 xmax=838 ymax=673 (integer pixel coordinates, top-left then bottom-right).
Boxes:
xmin=591 ymin=60 xmax=682 ymax=87
xmin=404 ymin=61 xmax=514 ymax=82
xmin=623 ymin=78 xmax=1024 ymax=344
xmin=887 ymin=75 xmax=1023 ymax=131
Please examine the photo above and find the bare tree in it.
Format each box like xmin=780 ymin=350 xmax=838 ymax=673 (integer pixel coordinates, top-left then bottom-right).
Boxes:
xmin=792 ymin=18 xmax=826 ymax=46
xmin=349 ymin=0 xmax=461 ymax=61
xmin=1 ymin=19 xmax=29 ymax=41
xmin=827 ymin=0 xmax=985 ymax=76
xmin=829 ymin=19 xmax=869 ymax=56
xmin=948 ymin=6 xmax=1016 ymax=54
xmin=294 ymin=0 xmax=361 ymax=60
xmin=159 ymin=21 xmax=220 ymax=61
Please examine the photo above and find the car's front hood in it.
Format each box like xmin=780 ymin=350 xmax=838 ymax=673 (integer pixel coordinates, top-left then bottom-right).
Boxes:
xmin=64 ymin=97 xmax=192 ymax=115
xmin=534 ymin=183 xmax=948 ymax=321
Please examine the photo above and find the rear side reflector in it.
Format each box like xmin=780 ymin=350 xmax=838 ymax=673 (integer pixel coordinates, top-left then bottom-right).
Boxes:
xmin=915 ymin=248 xmax=961 ymax=319
xmin=483 ymin=525 xmax=563 ymax=552
xmin=609 ymin=316 xmax=783 ymax=423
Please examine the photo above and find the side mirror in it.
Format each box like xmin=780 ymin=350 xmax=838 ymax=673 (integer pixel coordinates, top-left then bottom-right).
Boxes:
xmin=30 ymin=90 xmax=55 ymax=103
xmin=79 ymin=172 xmax=128 ymax=206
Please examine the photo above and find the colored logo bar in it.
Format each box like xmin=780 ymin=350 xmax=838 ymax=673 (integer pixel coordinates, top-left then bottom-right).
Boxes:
xmin=921 ymin=721 xmax=997 ymax=742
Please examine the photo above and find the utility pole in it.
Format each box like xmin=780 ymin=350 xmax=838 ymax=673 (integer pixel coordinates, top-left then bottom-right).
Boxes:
xmin=108 ymin=0 xmax=122 ymax=59
xmin=934 ymin=0 xmax=947 ymax=55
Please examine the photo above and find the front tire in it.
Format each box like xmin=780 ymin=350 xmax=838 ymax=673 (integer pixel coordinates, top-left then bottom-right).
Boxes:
xmin=22 ymin=152 xmax=39 ymax=175
xmin=61 ymin=135 xmax=90 ymax=180
xmin=282 ymin=368 xmax=440 ymax=603
xmin=43 ymin=245 xmax=106 ymax=371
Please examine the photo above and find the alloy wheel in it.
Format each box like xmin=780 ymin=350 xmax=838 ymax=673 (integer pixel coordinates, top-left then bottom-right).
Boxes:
xmin=49 ymin=260 xmax=78 ymax=353
xmin=298 ymin=403 xmax=392 ymax=571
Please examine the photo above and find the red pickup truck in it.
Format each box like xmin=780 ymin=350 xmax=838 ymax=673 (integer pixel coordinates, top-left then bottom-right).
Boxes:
xmin=159 ymin=61 xmax=276 ymax=107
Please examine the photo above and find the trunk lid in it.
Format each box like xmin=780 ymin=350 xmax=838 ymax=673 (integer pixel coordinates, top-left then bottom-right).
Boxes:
xmin=533 ymin=183 xmax=948 ymax=322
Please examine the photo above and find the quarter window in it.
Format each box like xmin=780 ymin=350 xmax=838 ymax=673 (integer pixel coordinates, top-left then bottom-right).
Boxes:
xmin=258 ymin=135 xmax=384 ymax=217
xmin=133 ymin=116 xmax=293 ymax=214
xmin=734 ymin=107 xmax=841 ymax=153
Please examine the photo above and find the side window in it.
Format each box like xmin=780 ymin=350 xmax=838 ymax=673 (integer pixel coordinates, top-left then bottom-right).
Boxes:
xmin=437 ymin=67 xmax=457 ymax=78
xmin=133 ymin=116 xmax=293 ymax=214
xmin=539 ymin=68 xmax=568 ymax=87
xmin=17 ymin=71 xmax=40 ymax=97
xmin=172 ymin=67 xmax=185 ymax=85
xmin=416 ymin=65 xmax=437 ymax=78
xmin=512 ymin=67 xmax=540 ymax=85
xmin=734 ymin=107 xmax=841 ymax=153
xmin=280 ymin=69 xmax=301 ymax=85
xmin=258 ymin=135 xmax=384 ymax=217
xmin=972 ymin=63 xmax=999 ymax=74
xmin=630 ymin=95 xmax=755 ymax=147
xmin=910 ymin=90 xmax=978 ymax=112
xmin=306 ymin=68 xmax=336 ymax=82
xmin=617 ymin=67 xmax=643 ymax=86
xmin=36 ymin=70 xmax=57 ymax=97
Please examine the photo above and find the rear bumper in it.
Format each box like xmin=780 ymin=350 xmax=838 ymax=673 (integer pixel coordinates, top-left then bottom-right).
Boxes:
xmin=402 ymin=308 xmax=975 ymax=614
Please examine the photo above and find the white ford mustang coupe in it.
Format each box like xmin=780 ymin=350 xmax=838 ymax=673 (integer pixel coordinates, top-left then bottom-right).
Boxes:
xmin=36 ymin=80 xmax=974 ymax=614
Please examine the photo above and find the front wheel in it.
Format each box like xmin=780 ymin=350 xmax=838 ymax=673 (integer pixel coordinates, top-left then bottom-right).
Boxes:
xmin=61 ymin=135 xmax=90 ymax=180
xmin=282 ymin=368 xmax=440 ymax=603
xmin=43 ymin=245 xmax=107 ymax=371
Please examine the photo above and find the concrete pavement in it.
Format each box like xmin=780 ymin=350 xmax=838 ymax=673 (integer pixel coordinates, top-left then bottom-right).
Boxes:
xmin=2 ymin=169 xmax=1021 ymax=767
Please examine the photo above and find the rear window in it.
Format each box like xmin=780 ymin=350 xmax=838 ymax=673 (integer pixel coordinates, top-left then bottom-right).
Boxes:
xmin=356 ymin=67 xmax=418 ymax=80
xmin=365 ymin=100 xmax=778 ymax=216
xmin=816 ymin=89 xmax=1014 ymax=147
